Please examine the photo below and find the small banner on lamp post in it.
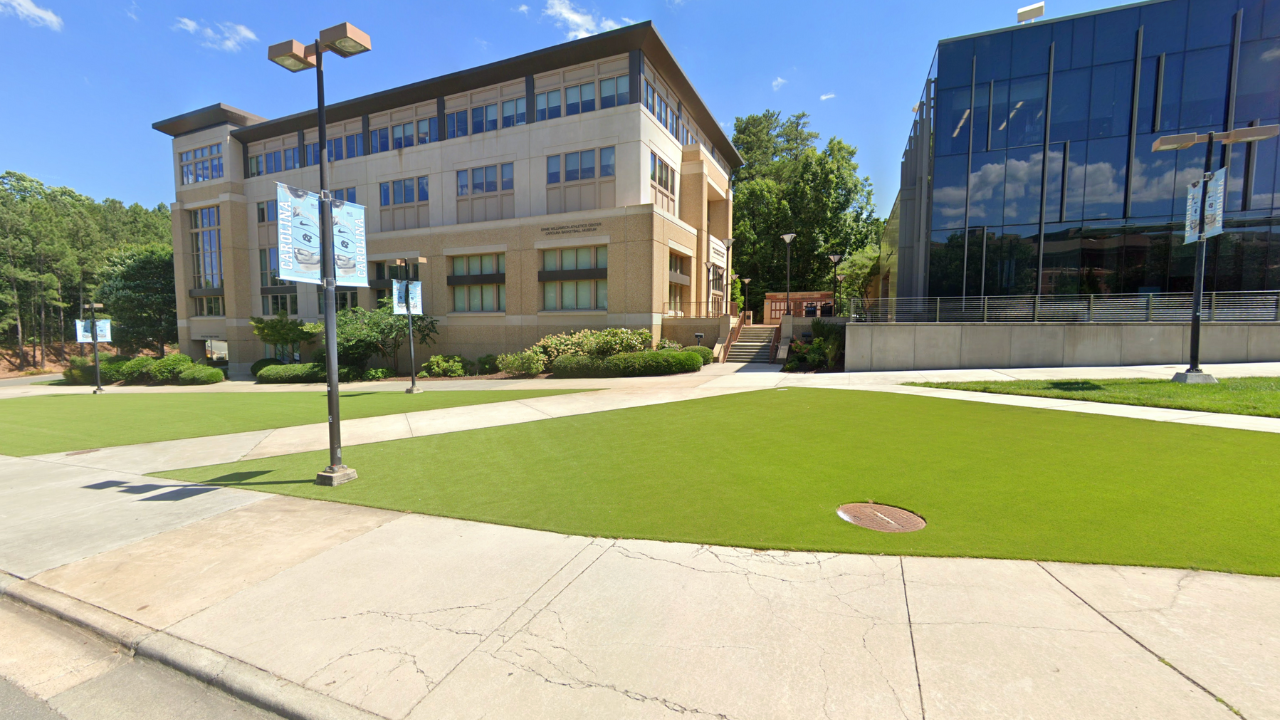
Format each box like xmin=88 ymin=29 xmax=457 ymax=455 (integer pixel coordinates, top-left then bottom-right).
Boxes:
xmin=331 ymin=196 xmax=369 ymax=287
xmin=1204 ymin=167 xmax=1225 ymax=239
xmin=277 ymin=183 xmax=323 ymax=284
xmin=1185 ymin=177 xmax=1203 ymax=243
xmin=76 ymin=319 xmax=111 ymax=343
xmin=392 ymin=280 xmax=422 ymax=315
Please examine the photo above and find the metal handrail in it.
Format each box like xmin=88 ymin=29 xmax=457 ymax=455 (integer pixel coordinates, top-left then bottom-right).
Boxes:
xmin=719 ymin=311 xmax=746 ymax=363
xmin=849 ymin=290 xmax=1280 ymax=323
xmin=662 ymin=302 xmax=737 ymax=319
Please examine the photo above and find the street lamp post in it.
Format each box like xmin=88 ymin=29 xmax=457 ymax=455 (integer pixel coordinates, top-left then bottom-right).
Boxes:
xmin=723 ymin=237 xmax=735 ymax=316
xmin=704 ymin=260 xmax=714 ymax=317
xmin=1152 ymin=124 xmax=1279 ymax=383
xmin=741 ymin=278 xmax=751 ymax=324
xmin=269 ymin=23 xmax=372 ymax=486
xmin=836 ymin=274 xmax=846 ymax=315
xmin=83 ymin=302 xmax=103 ymax=394
xmin=827 ymin=254 xmax=843 ymax=314
xmin=397 ymin=259 xmax=422 ymax=394
xmin=729 ymin=274 xmax=739 ymax=316
xmin=780 ymin=234 xmax=795 ymax=316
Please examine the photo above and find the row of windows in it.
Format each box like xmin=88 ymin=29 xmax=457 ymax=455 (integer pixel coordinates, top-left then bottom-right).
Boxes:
xmin=190 ymin=207 xmax=222 ymax=291
xmin=262 ymin=294 xmax=299 ymax=316
xmin=193 ymin=296 xmax=223 ymax=316
xmin=542 ymin=246 xmax=607 ymax=271
xmin=451 ymin=252 xmax=506 ymax=277
xmin=259 ymin=248 xmax=295 ymax=288
xmin=544 ymin=280 xmax=607 ymax=311
xmin=651 ymin=152 xmax=676 ymax=194
xmin=457 ymin=164 xmax=515 ymax=197
xmin=644 ymin=80 xmax=687 ymax=141
xmin=180 ymin=143 xmax=223 ymax=186
xmin=546 ymin=147 xmax=616 ymax=184
xmin=452 ymin=284 xmax=506 ymax=312
xmin=381 ymin=177 xmax=429 ymax=206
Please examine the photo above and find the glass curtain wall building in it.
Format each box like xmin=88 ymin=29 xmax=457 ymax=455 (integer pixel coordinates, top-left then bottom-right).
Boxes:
xmin=885 ymin=0 xmax=1280 ymax=299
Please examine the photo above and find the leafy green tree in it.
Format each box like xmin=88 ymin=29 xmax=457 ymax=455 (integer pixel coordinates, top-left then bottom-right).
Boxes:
xmin=308 ymin=300 xmax=438 ymax=373
xmin=729 ymin=111 xmax=879 ymax=320
xmin=249 ymin=312 xmax=318 ymax=362
xmin=97 ymin=244 xmax=178 ymax=357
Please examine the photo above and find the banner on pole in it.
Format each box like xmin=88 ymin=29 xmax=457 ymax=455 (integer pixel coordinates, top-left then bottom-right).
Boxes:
xmin=392 ymin=280 xmax=423 ymax=315
xmin=1204 ymin=167 xmax=1225 ymax=239
xmin=1185 ymin=177 xmax=1203 ymax=243
xmin=277 ymin=183 xmax=323 ymax=284
xmin=76 ymin=319 xmax=111 ymax=343
xmin=330 ymin=197 xmax=369 ymax=287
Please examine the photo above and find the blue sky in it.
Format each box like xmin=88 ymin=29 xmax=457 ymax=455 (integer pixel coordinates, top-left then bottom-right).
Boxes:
xmin=0 ymin=0 xmax=1127 ymax=216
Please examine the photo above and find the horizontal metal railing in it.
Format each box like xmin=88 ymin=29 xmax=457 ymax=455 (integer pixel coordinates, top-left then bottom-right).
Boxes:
xmin=851 ymin=291 xmax=1280 ymax=323
xmin=662 ymin=302 xmax=738 ymax=319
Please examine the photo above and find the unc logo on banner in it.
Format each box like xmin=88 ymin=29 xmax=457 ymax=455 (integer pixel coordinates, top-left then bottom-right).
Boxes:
xmin=275 ymin=183 xmax=368 ymax=286
xmin=76 ymin=319 xmax=111 ymax=343
xmin=392 ymin=280 xmax=423 ymax=315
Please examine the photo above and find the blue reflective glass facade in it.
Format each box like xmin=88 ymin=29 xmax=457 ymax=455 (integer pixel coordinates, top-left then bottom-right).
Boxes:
xmin=897 ymin=0 xmax=1280 ymax=298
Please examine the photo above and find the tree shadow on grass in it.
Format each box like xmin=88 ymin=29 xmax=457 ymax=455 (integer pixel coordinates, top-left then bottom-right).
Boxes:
xmin=202 ymin=470 xmax=312 ymax=487
xmin=1046 ymin=381 xmax=1106 ymax=393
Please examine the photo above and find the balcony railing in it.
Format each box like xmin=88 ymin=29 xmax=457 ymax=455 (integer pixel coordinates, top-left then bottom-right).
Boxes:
xmin=850 ymin=291 xmax=1280 ymax=323
xmin=663 ymin=302 xmax=738 ymax=319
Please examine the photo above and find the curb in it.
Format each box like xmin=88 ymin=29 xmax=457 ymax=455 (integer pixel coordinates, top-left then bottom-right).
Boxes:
xmin=1 ymin=572 xmax=382 ymax=720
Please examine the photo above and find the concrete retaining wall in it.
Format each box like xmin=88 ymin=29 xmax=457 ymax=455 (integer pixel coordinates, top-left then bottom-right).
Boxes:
xmin=844 ymin=322 xmax=1280 ymax=372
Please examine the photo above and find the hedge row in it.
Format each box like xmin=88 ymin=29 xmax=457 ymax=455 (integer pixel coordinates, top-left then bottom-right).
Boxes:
xmin=549 ymin=350 xmax=703 ymax=378
xmin=255 ymin=363 xmax=365 ymax=384
xmin=62 ymin=353 xmax=223 ymax=386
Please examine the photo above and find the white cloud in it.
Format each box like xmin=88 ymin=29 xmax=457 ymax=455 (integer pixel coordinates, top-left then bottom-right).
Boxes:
xmin=173 ymin=17 xmax=257 ymax=52
xmin=516 ymin=3 xmax=529 ymax=13
xmin=0 ymin=0 xmax=63 ymax=31
xmin=125 ymin=1 xmax=138 ymax=20
xmin=820 ymin=92 xmax=836 ymax=101
xmin=772 ymin=77 xmax=787 ymax=91
xmin=476 ymin=37 xmax=490 ymax=51
xmin=544 ymin=0 xmax=619 ymax=39
xmin=621 ymin=16 xmax=636 ymax=24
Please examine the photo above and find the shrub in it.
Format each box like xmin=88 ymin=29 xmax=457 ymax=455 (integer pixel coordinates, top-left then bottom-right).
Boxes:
xmin=119 ymin=356 xmax=156 ymax=384
xmin=422 ymin=354 xmax=473 ymax=378
xmin=534 ymin=328 xmax=653 ymax=361
xmin=177 ymin=365 xmax=225 ymax=385
xmin=497 ymin=350 xmax=545 ymax=377
xmin=807 ymin=337 xmax=829 ymax=366
xmin=476 ymin=354 xmax=499 ymax=375
xmin=550 ymin=351 xmax=701 ymax=378
xmin=256 ymin=363 xmax=362 ymax=383
xmin=62 ymin=356 xmax=94 ymax=385
xmin=96 ymin=355 xmax=133 ymax=385
xmin=656 ymin=337 xmax=683 ymax=351
xmin=362 ymin=367 xmax=395 ymax=381
xmin=549 ymin=354 xmax=609 ymax=378
xmin=682 ymin=345 xmax=714 ymax=366
xmin=148 ymin=353 xmax=193 ymax=383
xmin=250 ymin=358 xmax=283 ymax=377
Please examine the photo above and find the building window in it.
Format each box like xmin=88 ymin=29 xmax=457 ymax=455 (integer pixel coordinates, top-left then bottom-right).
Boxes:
xmin=283 ymin=147 xmax=301 ymax=170
xmin=381 ymin=177 xmax=425 ymax=206
xmin=180 ymin=143 xmax=224 ymax=186
xmin=193 ymin=296 xmax=224 ymax=316
xmin=392 ymin=122 xmax=415 ymax=149
xmin=417 ymin=117 xmax=439 ymax=144
xmin=546 ymin=155 xmax=560 ymax=184
xmin=374 ymin=261 xmax=419 ymax=281
xmin=547 ymin=146 xmax=615 ymax=185
xmin=318 ymin=290 xmax=359 ymax=315
xmin=566 ymin=83 xmax=596 ymax=115
xmin=189 ymin=207 xmax=222 ymax=290
xmin=305 ymin=142 xmax=321 ymax=165
xmin=369 ymin=127 xmax=390 ymax=153
xmin=326 ymin=138 xmax=343 ymax=162
xmin=651 ymin=151 xmax=677 ymax=214
xmin=261 ymin=293 xmax=298 ymax=316
xmin=378 ymin=178 xmax=427 ymax=232
xmin=599 ymin=76 xmax=629 ymax=109
xmin=345 ymin=133 xmax=363 ymax=159
xmin=546 ymin=147 xmax=616 ymax=214
xmin=263 ymin=150 xmax=282 ymax=174
xmin=259 ymin=247 xmax=296 ymax=288
xmin=471 ymin=104 xmax=498 ymax=134
xmin=335 ymin=187 xmax=356 ymax=203
xmin=248 ymin=155 xmax=262 ymax=177
xmin=255 ymin=200 xmax=278 ymax=223
xmin=450 ymin=253 xmax=506 ymax=312
xmin=541 ymin=246 xmax=608 ymax=311
xmin=502 ymin=98 xmax=527 ymax=127
xmin=536 ymin=89 xmax=562 ymax=121
xmin=446 ymin=110 xmax=468 ymax=139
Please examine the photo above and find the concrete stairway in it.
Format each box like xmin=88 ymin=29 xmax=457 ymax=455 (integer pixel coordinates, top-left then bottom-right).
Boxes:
xmin=726 ymin=325 xmax=777 ymax=363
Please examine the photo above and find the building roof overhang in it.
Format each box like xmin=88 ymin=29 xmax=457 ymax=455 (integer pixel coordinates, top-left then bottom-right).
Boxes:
xmin=152 ymin=103 xmax=267 ymax=138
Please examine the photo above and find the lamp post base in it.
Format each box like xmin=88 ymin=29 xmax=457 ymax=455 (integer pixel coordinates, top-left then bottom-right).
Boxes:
xmin=315 ymin=465 xmax=358 ymax=486
xmin=405 ymin=386 xmax=423 ymax=394
xmin=92 ymin=388 xmax=105 ymax=394
xmin=1172 ymin=370 xmax=1218 ymax=384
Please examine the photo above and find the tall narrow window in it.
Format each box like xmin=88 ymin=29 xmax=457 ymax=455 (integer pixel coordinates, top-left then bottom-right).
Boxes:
xmin=189 ymin=206 xmax=223 ymax=292
xmin=547 ymin=155 xmax=561 ymax=184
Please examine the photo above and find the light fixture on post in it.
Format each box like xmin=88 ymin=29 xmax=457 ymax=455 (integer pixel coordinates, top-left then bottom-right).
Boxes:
xmin=268 ymin=22 xmax=372 ymax=486
xmin=1152 ymin=123 xmax=1279 ymax=384
xmin=780 ymin=234 xmax=796 ymax=316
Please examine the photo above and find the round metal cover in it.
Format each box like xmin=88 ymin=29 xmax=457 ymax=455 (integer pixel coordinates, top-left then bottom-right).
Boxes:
xmin=837 ymin=503 xmax=926 ymax=533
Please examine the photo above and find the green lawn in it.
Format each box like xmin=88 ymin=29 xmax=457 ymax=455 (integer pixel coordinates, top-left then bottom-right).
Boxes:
xmin=907 ymin=376 xmax=1280 ymax=417
xmin=155 ymin=388 xmax=1280 ymax=576
xmin=0 ymin=389 xmax=586 ymax=456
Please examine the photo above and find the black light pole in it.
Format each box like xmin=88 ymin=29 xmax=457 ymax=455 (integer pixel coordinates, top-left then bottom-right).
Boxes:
xmin=399 ymin=265 xmax=422 ymax=394
xmin=836 ymin=274 xmax=846 ymax=314
xmin=781 ymin=234 xmax=795 ymax=316
xmin=827 ymin=254 xmax=843 ymax=310
xmin=1151 ymin=125 xmax=1279 ymax=383
xmin=741 ymin=278 xmax=751 ymax=324
xmin=85 ymin=302 xmax=103 ymax=394
xmin=269 ymin=25 xmax=372 ymax=485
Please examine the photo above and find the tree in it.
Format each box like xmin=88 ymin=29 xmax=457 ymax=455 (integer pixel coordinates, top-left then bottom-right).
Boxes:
xmin=729 ymin=111 xmax=880 ymax=319
xmin=249 ymin=312 xmax=318 ymax=362
xmin=308 ymin=300 xmax=439 ymax=373
xmin=97 ymin=244 xmax=178 ymax=356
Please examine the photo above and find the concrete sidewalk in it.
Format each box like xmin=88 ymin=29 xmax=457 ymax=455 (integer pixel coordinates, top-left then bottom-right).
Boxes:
xmin=2 ymin=456 xmax=1276 ymax=720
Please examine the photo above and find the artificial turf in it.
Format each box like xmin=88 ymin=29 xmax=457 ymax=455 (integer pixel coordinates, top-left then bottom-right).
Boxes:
xmin=154 ymin=387 xmax=1280 ymax=576
xmin=908 ymin=376 xmax=1280 ymax=418
xmin=0 ymin=389 xmax=585 ymax=456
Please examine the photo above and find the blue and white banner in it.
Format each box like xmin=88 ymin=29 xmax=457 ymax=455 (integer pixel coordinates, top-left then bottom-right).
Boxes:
xmin=1185 ymin=177 xmax=1203 ymax=243
xmin=76 ymin=319 xmax=111 ymax=343
xmin=277 ymin=183 xmax=323 ymax=284
xmin=330 ymin=197 xmax=369 ymax=287
xmin=392 ymin=280 xmax=422 ymax=315
xmin=1204 ymin=167 xmax=1225 ymax=239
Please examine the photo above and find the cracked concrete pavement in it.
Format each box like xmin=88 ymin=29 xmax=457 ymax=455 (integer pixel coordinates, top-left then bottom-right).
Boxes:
xmin=3 ymin=363 xmax=1280 ymax=718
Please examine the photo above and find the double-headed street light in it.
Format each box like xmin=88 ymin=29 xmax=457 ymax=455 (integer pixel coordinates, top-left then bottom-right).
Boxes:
xmin=780 ymin=234 xmax=796 ymax=315
xmin=269 ymin=23 xmax=372 ymax=487
xmin=1152 ymin=124 xmax=1279 ymax=384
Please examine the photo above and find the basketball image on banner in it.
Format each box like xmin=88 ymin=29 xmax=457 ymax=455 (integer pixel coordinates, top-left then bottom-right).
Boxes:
xmin=331 ymin=197 xmax=369 ymax=287
xmin=392 ymin=280 xmax=422 ymax=315
xmin=276 ymin=183 xmax=323 ymax=284
xmin=76 ymin=319 xmax=111 ymax=343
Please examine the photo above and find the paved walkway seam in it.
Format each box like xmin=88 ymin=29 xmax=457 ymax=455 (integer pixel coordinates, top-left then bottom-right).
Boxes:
xmin=0 ymin=572 xmax=383 ymax=720
xmin=1036 ymin=562 xmax=1247 ymax=719
xmin=898 ymin=558 xmax=926 ymax=720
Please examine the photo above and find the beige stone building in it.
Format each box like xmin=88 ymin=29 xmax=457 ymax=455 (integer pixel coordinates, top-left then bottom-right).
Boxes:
xmin=153 ymin=23 xmax=741 ymax=376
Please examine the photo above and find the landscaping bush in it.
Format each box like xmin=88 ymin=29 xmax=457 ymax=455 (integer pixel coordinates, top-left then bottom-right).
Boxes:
xmin=119 ymin=356 xmax=156 ymax=384
xmin=476 ymin=354 xmax=499 ymax=375
xmin=496 ymin=350 xmax=545 ymax=377
xmin=683 ymin=345 xmax=714 ymax=366
xmin=421 ymin=354 xmax=474 ymax=378
xmin=250 ymin=358 xmax=283 ymax=377
xmin=256 ymin=362 xmax=362 ymax=383
xmin=148 ymin=353 xmax=193 ymax=383
xmin=177 ymin=365 xmax=225 ymax=385
xmin=96 ymin=355 xmax=133 ymax=385
xmin=534 ymin=328 xmax=653 ymax=361
xmin=550 ymin=351 xmax=701 ymax=378
xmin=362 ymin=367 xmax=395 ymax=381
xmin=656 ymin=337 xmax=683 ymax=351
xmin=62 ymin=356 xmax=95 ymax=385
xmin=807 ymin=337 xmax=829 ymax=367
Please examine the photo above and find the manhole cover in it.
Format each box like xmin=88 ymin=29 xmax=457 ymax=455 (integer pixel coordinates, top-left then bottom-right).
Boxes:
xmin=837 ymin=503 xmax=926 ymax=533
